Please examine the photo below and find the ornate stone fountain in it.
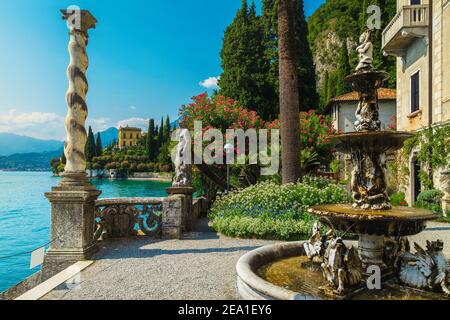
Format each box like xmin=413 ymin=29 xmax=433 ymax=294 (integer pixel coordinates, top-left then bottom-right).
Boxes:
xmin=236 ymin=29 xmax=449 ymax=300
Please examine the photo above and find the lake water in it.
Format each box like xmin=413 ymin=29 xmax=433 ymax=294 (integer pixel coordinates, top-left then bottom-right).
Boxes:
xmin=0 ymin=171 xmax=171 ymax=293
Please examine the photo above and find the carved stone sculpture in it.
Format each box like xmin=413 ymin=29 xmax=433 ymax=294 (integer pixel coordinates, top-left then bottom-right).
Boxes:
xmin=355 ymin=29 xmax=374 ymax=72
xmin=397 ymin=240 xmax=450 ymax=295
xmin=351 ymin=152 xmax=391 ymax=210
xmin=60 ymin=10 xmax=97 ymax=181
xmin=355 ymin=92 xmax=381 ymax=132
xmin=320 ymin=237 xmax=363 ymax=294
xmin=304 ymin=222 xmax=333 ymax=264
xmin=173 ymin=129 xmax=192 ymax=188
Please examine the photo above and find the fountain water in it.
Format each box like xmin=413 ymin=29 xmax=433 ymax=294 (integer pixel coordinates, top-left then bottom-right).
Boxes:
xmin=236 ymin=29 xmax=449 ymax=300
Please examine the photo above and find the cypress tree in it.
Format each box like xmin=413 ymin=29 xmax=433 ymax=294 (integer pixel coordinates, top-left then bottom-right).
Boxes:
xmin=321 ymin=71 xmax=330 ymax=108
xmin=147 ymin=119 xmax=156 ymax=161
xmin=293 ymin=0 xmax=319 ymax=111
xmin=157 ymin=118 xmax=164 ymax=153
xmin=262 ymin=0 xmax=319 ymax=113
xmin=164 ymin=116 xmax=171 ymax=142
xmin=327 ymin=72 xmax=337 ymax=102
xmin=219 ymin=0 xmax=276 ymax=120
xmin=95 ymin=133 xmax=103 ymax=157
xmin=262 ymin=0 xmax=278 ymax=99
xmin=335 ymin=43 xmax=352 ymax=96
xmin=85 ymin=126 xmax=96 ymax=162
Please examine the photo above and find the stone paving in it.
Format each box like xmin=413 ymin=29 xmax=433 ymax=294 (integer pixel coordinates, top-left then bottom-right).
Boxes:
xmin=41 ymin=220 xmax=450 ymax=300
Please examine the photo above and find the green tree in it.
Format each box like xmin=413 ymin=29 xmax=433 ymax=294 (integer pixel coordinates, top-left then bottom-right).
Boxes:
xmin=85 ymin=126 xmax=96 ymax=162
xmin=147 ymin=119 xmax=156 ymax=161
xmin=164 ymin=116 xmax=171 ymax=142
xmin=335 ymin=44 xmax=352 ymax=96
xmin=219 ymin=0 xmax=277 ymax=120
xmin=293 ymin=0 xmax=319 ymax=110
xmin=95 ymin=133 xmax=103 ymax=157
xmin=320 ymin=71 xmax=330 ymax=108
xmin=327 ymin=72 xmax=337 ymax=102
xmin=157 ymin=118 xmax=164 ymax=151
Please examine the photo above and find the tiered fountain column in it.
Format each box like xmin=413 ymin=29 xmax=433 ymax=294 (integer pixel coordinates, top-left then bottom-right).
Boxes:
xmin=42 ymin=9 xmax=101 ymax=280
xmin=310 ymin=28 xmax=437 ymax=295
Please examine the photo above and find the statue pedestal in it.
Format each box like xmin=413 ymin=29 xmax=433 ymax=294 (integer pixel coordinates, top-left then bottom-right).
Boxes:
xmin=42 ymin=174 xmax=101 ymax=280
xmin=166 ymin=187 xmax=195 ymax=232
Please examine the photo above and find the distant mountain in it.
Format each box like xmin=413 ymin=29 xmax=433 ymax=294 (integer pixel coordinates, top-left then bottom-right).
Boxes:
xmin=0 ymin=149 xmax=63 ymax=171
xmin=0 ymin=133 xmax=63 ymax=157
xmin=98 ymin=127 xmax=118 ymax=146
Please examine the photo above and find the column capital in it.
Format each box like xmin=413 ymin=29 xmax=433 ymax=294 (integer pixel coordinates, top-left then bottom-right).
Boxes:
xmin=61 ymin=9 xmax=97 ymax=32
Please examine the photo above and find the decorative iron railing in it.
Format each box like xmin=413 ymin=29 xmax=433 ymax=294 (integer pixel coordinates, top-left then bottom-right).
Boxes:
xmin=94 ymin=198 xmax=164 ymax=240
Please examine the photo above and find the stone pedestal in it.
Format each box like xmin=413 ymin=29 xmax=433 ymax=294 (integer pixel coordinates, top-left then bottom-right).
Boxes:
xmin=166 ymin=187 xmax=195 ymax=232
xmin=162 ymin=196 xmax=183 ymax=239
xmin=358 ymin=234 xmax=385 ymax=267
xmin=42 ymin=174 xmax=101 ymax=280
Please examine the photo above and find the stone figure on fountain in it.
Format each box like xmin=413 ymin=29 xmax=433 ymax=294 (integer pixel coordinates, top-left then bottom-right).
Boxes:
xmin=320 ymin=237 xmax=363 ymax=295
xmin=304 ymin=222 xmax=333 ymax=264
xmin=396 ymin=240 xmax=450 ymax=296
xmin=355 ymin=29 xmax=374 ymax=73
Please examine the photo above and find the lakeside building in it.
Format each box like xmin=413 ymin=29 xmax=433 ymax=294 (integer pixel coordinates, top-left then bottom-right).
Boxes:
xmin=118 ymin=126 xmax=143 ymax=149
xmin=382 ymin=0 xmax=450 ymax=209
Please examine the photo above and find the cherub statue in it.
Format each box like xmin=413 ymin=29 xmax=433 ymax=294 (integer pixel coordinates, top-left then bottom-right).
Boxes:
xmin=355 ymin=29 xmax=374 ymax=72
xmin=397 ymin=240 xmax=450 ymax=296
xmin=304 ymin=222 xmax=333 ymax=264
xmin=321 ymin=237 xmax=363 ymax=295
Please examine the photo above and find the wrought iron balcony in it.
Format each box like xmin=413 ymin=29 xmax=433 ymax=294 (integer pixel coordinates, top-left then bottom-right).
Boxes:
xmin=382 ymin=5 xmax=429 ymax=57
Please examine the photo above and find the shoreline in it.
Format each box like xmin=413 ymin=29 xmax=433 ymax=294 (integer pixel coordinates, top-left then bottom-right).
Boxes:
xmin=127 ymin=177 xmax=172 ymax=182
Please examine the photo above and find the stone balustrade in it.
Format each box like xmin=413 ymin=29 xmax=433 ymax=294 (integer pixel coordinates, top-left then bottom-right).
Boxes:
xmin=94 ymin=196 xmax=210 ymax=241
xmin=94 ymin=198 xmax=165 ymax=240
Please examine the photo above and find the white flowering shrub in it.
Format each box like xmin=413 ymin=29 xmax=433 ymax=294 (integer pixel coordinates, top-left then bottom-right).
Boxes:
xmin=209 ymin=177 xmax=351 ymax=240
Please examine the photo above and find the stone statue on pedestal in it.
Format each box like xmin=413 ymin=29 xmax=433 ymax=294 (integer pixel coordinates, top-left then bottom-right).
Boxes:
xmin=172 ymin=129 xmax=192 ymax=188
xmin=355 ymin=29 xmax=374 ymax=73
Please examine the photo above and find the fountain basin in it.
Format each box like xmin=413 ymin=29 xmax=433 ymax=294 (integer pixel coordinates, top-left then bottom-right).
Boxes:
xmin=310 ymin=204 xmax=436 ymax=237
xmin=237 ymin=242 xmax=450 ymax=300
xmin=333 ymin=131 xmax=415 ymax=154
xmin=236 ymin=241 xmax=320 ymax=300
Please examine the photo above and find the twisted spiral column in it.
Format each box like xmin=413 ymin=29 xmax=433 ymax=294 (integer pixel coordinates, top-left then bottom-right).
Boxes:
xmin=61 ymin=10 xmax=97 ymax=184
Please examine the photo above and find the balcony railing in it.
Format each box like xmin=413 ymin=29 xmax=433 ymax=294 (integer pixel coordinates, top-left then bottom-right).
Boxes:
xmin=94 ymin=198 xmax=164 ymax=240
xmin=382 ymin=5 xmax=429 ymax=56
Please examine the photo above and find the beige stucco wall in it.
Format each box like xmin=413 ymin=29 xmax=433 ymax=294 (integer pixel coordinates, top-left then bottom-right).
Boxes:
xmin=442 ymin=1 xmax=450 ymax=121
xmin=396 ymin=37 xmax=430 ymax=132
xmin=396 ymin=0 xmax=450 ymax=131
xmin=394 ymin=0 xmax=449 ymax=209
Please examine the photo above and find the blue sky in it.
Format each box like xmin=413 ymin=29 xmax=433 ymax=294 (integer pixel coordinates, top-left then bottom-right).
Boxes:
xmin=0 ymin=0 xmax=324 ymax=140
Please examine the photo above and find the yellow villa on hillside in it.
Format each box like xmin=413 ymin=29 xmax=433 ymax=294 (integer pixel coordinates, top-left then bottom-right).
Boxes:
xmin=382 ymin=0 xmax=450 ymax=210
xmin=118 ymin=126 xmax=142 ymax=149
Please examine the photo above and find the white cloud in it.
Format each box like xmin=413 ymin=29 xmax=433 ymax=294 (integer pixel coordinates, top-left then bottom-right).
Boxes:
xmin=117 ymin=117 xmax=149 ymax=131
xmin=199 ymin=76 xmax=220 ymax=90
xmin=0 ymin=109 xmax=65 ymax=140
xmin=88 ymin=118 xmax=111 ymax=133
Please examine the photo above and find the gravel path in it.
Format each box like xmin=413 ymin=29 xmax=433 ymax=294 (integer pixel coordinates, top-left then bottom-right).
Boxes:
xmin=41 ymin=220 xmax=449 ymax=300
xmin=42 ymin=219 xmax=277 ymax=300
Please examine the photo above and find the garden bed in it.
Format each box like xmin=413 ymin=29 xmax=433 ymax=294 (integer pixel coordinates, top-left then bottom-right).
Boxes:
xmin=209 ymin=177 xmax=351 ymax=241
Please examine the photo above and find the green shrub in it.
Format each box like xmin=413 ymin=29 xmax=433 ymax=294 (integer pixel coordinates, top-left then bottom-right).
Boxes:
xmin=209 ymin=177 xmax=351 ymax=240
xmin=390 ymin=192 xmax=408 ymax=207
xmin=414 ymin=189 xmax=444 ymax=215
